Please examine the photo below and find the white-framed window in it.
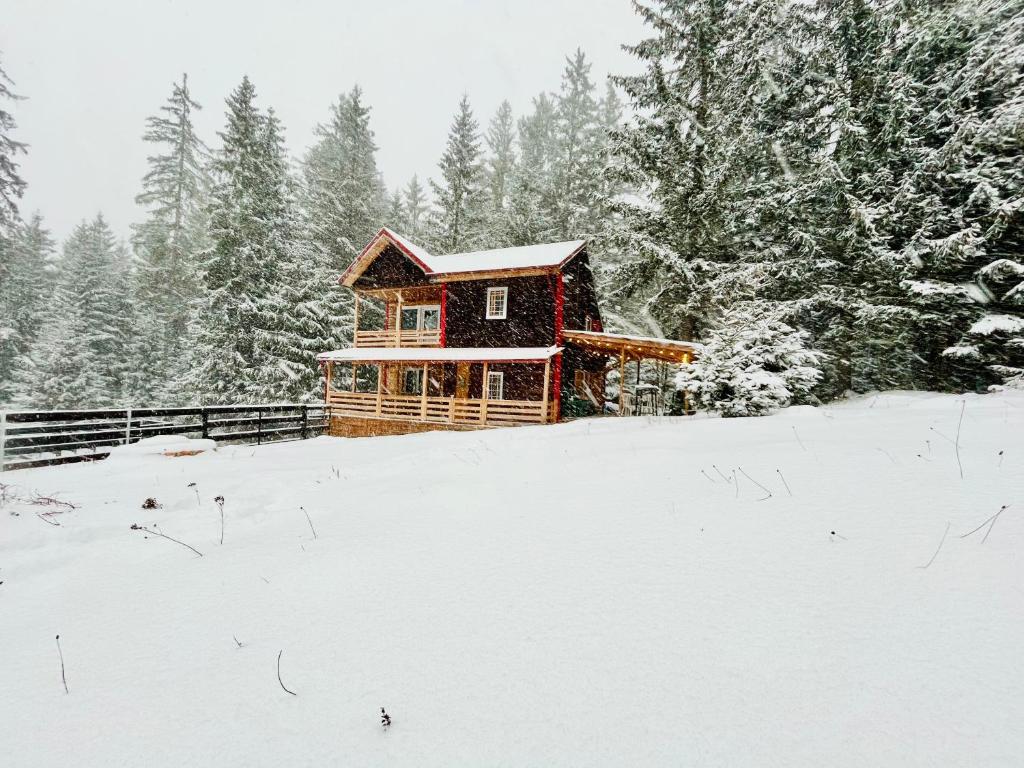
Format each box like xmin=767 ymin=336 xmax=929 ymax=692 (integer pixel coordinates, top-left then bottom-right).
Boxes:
xmin=486 ymin=370 xmax=504 ymax=400
xmin=584 ymin=315 xmax=593 ymax=331
xmin=400 ymin=304 xmax=441 ymax=331
xmin=486 ymin=287 xmax=508 ymax=319
xmin=403 ymin=367 xmax=424 ymax=395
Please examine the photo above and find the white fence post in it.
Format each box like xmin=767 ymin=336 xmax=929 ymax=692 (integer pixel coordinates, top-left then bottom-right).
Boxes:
xmin=125 ymin=407 xmax=132 ymax=445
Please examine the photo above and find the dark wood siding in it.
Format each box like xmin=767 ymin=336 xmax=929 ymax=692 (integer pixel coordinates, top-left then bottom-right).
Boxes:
xmin=445 ymin=275 xmax=556 ymax=348
xmin=467 ymin=362 xmax=546 ymax=400
xmin=353 ymin=244 xmax=430 ymax=290
xmin=561 ymin=250 xmax=603 ymax=332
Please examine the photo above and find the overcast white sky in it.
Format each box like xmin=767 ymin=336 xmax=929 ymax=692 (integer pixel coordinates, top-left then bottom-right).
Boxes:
xmin=2 ymin=0 xmax=645 ymax=243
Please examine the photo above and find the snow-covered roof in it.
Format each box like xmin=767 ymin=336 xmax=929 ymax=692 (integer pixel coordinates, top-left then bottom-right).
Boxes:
xmin=317 ymin=346 xmax=563 ymax=363
xmin=341 ymin=228 xmax=586 ymax=286
xmin=562 ymin=329 xmax=703 ymax=361
xmin=427 ymin=240 xmax=587 ymax=274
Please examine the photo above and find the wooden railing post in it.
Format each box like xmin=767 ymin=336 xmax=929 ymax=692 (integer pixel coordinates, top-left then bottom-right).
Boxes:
xmin=301 ymin=405 xmax=308 ymax=439
xmin=0 ymin=410 xmax=6 ymax=472
xmin=201 ymin=409 xmax=209 ymax=440
xmin=541 ymin=360 xmax=550 ymax=423
xmin=481 ymin=362 xmax=489 ymax=425
xmin=421 ymin=363 xmax=428 ymax=419
xmin=376 ymin=364 xmax=383 ymax=416
xmin=124 ymin=407 xmax=132 ymax=445
xmin=257 ymin=407 xmax=263 ymax=445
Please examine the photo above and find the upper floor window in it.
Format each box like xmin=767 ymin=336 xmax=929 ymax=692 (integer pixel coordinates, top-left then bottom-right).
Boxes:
xmin=486 ymin=287 xmax=508 ymax=320
xmin=585 ymin=315 xmax=593 ymax=331
xmin=400 ymin=305 xmax=440 ymax=331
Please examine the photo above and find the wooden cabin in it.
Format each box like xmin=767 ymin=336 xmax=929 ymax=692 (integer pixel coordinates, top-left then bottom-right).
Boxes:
xmin=318 ymin=228 xmax=700 ymax=437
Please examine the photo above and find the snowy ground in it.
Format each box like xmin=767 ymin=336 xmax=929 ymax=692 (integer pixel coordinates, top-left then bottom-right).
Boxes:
xmin=2 ymin=392 xmax=1022 ymax=767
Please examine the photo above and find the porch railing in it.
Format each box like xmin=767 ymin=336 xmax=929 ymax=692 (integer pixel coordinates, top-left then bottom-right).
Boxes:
xmin=327 ymin=390 xmax=546 ymax=427
xmin=354 ymin=329 xmax=441 ymax=348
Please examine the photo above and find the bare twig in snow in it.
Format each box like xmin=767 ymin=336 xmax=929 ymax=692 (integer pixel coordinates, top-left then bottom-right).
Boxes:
xmin=917 ymin=522 xmax=951 ymax=569
xmin=215 ymin=495 xmax=225 ymax=545
xmin=130 ymin=524 xmax=203 ymax=557
xmin=301 ymin=507 xmax=317 ymax=539
xmin=777 ymin=469 xmax=793 ymax=496
xmin=955 ymin=401 xmax=965 ymax=480
xmin=277 ymin=650 xmax=297 ymax=696
xmin=233 ymin=635 xmax=244 ymax=648
xmin=959 ymin=505 xmax=1010 ymax=544
xmin=712 ymin=464 xmax=732 ymax=483
xmin=928 ymin=426 xmax=955 ymax=446
xmin=876 ymin=448 xmax=897 ymax=464
xmin=187 ymin=482 xmax=200 ymax=507
xmin=56 ymin=635 xmax=68 ymax=694
xmin=733 ymin=469 xmax=739 ymax=498
xmin=792 ymin=426 xmax=807 ymax=451
xmin=738 ymin=467 xmax=772 ymax=500
xmin=36 ymin=512 xmax=61 ymax=527
xmin=29 ymin=494 xmax=77 ymax=511
xmin=997 ymin=450 xmax=1004 ymax=468
xmin=700 ymin=469 xmax=717 ymax=484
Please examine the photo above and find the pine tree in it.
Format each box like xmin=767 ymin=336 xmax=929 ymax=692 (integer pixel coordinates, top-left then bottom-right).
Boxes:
xmin=131 ymin=74 xmax=210 ymax=404
xmin=551 ymin=50 xmax=604 ymax=239
xmin=0 ymin=54 xmax=27 ymax=238
xmin=301 ymin=86 xmax=387 ymax=354
xmin=403 ymin=174 xmax=429 ymax=241
xmin=429 ymin=96 xmax=488 ymax=253
xmin=482 ymin=100 xmax=516 ymax=245
xmin=0 ymin=214 xmax=56 ymax=405
xmin=192 ymin=77 xmax=285 ymax=403
xmin=506 ymin=93 xmax=558 ymax=247
xmin=12 ymin=216 xmax=134 ymax=408
xmin=386 ymin=188 xmax=406 ymax=232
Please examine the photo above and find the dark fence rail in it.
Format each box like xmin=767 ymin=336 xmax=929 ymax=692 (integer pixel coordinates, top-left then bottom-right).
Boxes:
xmin=0 ymin=403 xmax=328 ymax=472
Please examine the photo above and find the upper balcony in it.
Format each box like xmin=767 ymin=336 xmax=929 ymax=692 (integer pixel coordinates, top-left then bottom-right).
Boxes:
xmin=353 ymin=286 xmax=442 ymax=348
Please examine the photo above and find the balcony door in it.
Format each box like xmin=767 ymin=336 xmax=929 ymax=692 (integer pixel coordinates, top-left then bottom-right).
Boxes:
xmin=400 ymin=305 xmax=440 ymax=332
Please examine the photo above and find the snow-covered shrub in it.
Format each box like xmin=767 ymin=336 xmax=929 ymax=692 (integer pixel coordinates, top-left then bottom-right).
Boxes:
xmin=677 ymin=313 xmax=824 ymax=417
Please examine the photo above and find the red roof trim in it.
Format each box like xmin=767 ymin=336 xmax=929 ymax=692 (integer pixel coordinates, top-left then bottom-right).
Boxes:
xmin=556 ymin=241 xmax=587 ymax=269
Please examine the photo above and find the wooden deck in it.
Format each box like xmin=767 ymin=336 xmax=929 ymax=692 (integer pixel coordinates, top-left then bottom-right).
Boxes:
xmin=327 ymin=390 xmax=547 ymax=430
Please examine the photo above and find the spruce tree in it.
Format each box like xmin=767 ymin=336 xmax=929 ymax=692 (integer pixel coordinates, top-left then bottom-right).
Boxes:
xmin=131 ymin=73 xmax=210 ymax=404
xmin=12 ymin=215 xmax=134 ymax=408
xmin=551 ymin=50 xmax=604 ymax=240
xmin=192 ymin=77 xmax=281 ymax=403
xmin=429 ymin=96 xmax=488 ymax=253
xmin=0 ymin=54 xmax=26 ymax=238
xmin=506 ymin=93 xmax=557 ymax=247
xmin=482 ymin=100 xmax=516 ymax=245
xmin=0 ymin=214 xmax=56 ymax=405
xmin=403 ymin=175 xmax=429 ymax=241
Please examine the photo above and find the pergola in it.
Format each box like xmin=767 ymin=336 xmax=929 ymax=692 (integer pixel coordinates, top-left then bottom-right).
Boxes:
xmin=560 ymin=329 xmax=702 ymax=413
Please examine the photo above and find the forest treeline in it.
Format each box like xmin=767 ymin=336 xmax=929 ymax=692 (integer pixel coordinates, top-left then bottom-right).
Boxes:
xmin=0 ymin=0 xmax=1021 ymax=412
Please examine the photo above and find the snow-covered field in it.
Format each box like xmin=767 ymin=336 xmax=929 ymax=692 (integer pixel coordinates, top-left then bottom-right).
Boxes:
xmin=2 ymin=392 xmax=1022 ymax=767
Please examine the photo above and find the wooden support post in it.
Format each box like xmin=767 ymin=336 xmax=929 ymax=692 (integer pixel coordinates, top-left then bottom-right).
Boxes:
xmin=257 ymin=407 xmax=263 ymax=445
xmin=201 ymin=409 xmax=209 ymax=440
xmin=351 ymin=362 xmax=356 ymax=392
xmin=395 ymin=291 xmax=403 ymax=347
xmin=541 ymin=358 xmax=550 ymax=423
xmin=325 ymin=361 xmax=333 ymax=402
xmin=481 ymin=362 xmax=489 ymax=425
xmin=421 ymin=363 xmax=428 ymax=418
xmin=301 ymin=405 xmax=308 ymax=439
xmin=124 ymin=407 xmax=132 ymax=445
xmin=618 ymin=346 xmax=626 ymax=416
xmin=353 ymin=291 xmax=360 ymax=337
xmin=376 ymin=363 xmax=383 ymax=416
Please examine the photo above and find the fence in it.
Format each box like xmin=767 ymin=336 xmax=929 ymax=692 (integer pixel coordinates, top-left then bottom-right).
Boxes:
xmin=0 ymin=403 xmax=328 ymax=472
